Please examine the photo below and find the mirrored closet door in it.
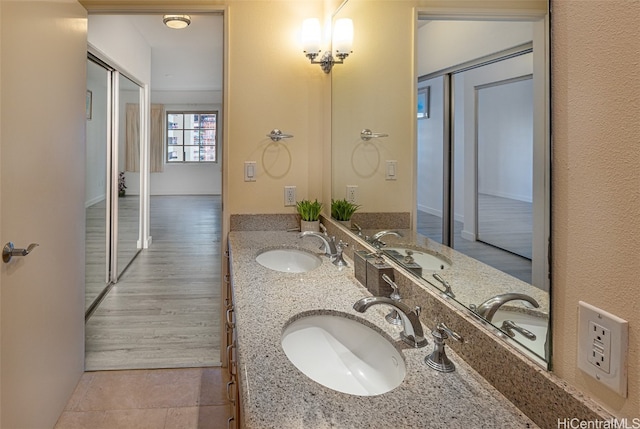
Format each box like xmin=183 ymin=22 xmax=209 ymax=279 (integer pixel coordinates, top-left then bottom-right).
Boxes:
xmin=85 ymin=57 xmax=143 ymax=315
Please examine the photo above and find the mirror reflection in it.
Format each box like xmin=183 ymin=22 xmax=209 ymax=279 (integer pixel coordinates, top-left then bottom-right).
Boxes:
xmin=85 ymin=64 xmax=143 ymax=313
xmin=116 ymin=75 xmax=142 ymax=277
xmin=85 ymin=59 xmax=109 ymax=309
xmin=331 ymin=1 xmax=550 ymax=365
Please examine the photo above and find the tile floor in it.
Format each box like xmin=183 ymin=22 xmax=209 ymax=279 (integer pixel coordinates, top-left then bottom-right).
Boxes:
xmin=55 ymin=367 xmax=231 ymax=429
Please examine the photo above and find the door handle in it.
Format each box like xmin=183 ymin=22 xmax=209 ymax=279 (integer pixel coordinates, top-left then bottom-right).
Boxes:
xmin=3 ymin=242 xmax=39 ymax=263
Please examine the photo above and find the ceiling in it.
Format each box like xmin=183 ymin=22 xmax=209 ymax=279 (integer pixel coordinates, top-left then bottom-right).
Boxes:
xmin=103 ymin=14 xmax=224 ymax=92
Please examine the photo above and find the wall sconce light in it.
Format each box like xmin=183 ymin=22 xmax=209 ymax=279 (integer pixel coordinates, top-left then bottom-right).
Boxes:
xmin=302 ymin=18 xmax=353 ymax=73
xmin=163 ymin=14 xmax=191 ymax=29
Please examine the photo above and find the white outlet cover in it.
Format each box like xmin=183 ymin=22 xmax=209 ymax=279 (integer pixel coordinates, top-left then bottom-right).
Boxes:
xmin=577 ymin=301 xmax=628 ymax=397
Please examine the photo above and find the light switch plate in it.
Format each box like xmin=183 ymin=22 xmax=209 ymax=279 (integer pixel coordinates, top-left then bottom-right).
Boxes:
xmin=577 ymin=301 xmax=628 ymax=397
xmin=244 ymin=161 xmax=256 ymax=182
xmin=386 ymin=160 xmax=397 ymax=180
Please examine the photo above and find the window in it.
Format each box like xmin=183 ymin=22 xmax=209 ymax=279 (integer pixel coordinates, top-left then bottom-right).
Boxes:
xmin=166 ymin=111 xmax=217 ymax=163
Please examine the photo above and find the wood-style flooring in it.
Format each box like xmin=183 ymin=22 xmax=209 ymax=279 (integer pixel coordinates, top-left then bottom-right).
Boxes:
xmin=417 ymin=193 xmax=533 ymax=284
xmin=85 ymin=195 xmax=141 ymax=310
xmin=85 ymin=196 xmax=221 ymax=371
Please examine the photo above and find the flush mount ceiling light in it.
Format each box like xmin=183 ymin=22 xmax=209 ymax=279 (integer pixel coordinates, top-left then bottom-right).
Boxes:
xmin=163 ymin=15 xmax=191 ymax=29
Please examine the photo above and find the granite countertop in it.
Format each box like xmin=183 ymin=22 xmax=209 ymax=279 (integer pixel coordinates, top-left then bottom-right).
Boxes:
xmin=358 ymin=228 xmax=549 ymax=317
xmin=228 ymin=231 xmax=538 ymax=429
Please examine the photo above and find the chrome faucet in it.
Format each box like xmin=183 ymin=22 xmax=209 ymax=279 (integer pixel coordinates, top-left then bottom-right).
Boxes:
xmin=299 ymin=231 xmax=338 ymax=259
xmin=353 ymin=296 xmax=428 ymax=348
xmin=470 ymin=293 xmax=540 ymax=322
xmin=368 ymin=230 xmax=403 ymax=248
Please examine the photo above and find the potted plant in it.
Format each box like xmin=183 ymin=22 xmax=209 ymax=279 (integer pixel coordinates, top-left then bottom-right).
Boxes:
xmin=118 ymin=172 xmax=127 ymax=197
xmin=296 ymin=199 xmax=323 ymax=232
xmin=331 ymin=198 xmax=360 ymax=228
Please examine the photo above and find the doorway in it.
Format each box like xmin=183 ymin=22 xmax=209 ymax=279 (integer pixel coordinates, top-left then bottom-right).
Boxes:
xmin=84 ymin=13 xmax=224 ymax=370
xmin=416 ymin=18 xmax=546 ymax=287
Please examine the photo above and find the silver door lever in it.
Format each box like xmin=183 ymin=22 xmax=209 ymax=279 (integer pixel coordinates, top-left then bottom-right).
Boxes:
xmin=3 ymin=242 xmax=39 ymax=263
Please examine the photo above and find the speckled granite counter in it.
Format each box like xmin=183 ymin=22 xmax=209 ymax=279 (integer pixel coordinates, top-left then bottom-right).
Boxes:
xmin=228 ymin=231 xmax=538 ymax=429
xmin=358 ymin=228 xmax=550 ymax=317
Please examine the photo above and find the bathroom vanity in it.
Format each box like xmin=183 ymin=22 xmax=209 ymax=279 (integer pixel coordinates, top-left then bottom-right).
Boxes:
xmin=227 ymin=230 xmax=537 ymax=428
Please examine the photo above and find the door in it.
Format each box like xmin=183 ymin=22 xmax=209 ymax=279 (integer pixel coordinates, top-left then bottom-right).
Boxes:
xmin=1 ymin=1 xmax=88 ymax=428
xmin=476 ymin=77 xmax=534 ymax=259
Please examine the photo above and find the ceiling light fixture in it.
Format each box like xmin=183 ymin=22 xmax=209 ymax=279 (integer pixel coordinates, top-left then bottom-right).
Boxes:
xmin=163 ymin=15 xmax=191 ymax=29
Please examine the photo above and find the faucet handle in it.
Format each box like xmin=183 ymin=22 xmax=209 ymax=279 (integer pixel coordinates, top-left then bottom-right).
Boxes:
xmin=425 ymin=322 xmax=463 ymax=373
xmin=436 ymin=322 xmax=463 ymax=343
xmin=336 ymin=240 xmax=348 ymax=250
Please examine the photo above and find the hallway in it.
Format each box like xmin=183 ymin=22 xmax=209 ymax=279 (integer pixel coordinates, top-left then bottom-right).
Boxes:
xmin=85 ymin=196 xmax=221 ymax=370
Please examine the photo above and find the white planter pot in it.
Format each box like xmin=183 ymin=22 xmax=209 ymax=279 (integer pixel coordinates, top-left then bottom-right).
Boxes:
xmin=300 ymin=220 xmax=320 ymax=232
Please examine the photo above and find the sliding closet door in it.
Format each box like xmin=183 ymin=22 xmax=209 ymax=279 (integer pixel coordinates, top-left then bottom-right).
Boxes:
xmin=86 ymin=58 xmax=111 ymax=310
xmin=476 ymin=77 xmax=533 ymax=259
xmin=114 ymin=73 xmax=142 ymax=279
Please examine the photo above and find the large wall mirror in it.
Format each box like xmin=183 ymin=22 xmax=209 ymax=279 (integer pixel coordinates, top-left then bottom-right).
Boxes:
xmin=331 ymin=0 xmax=551 ymax=367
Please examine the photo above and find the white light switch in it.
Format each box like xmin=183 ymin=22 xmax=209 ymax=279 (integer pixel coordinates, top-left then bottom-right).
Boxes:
xmin=577 ymin=301 xmax=628 ymax=397
xmin=244 ymin=161 xmax=256 ymax=182
xmin=386 ymin=160 xmax=397 ymax=180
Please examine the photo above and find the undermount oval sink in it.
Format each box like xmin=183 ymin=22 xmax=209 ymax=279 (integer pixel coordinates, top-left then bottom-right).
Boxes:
xmin=281 ymin=314 xmax=406 ymax=396
xmin=492 ymin=309 xmax=548 ymax=358
xmin=256 ymin=248 xmax=322 ymax=273
xmin=385 ymin=247 xmax=451 ymax=271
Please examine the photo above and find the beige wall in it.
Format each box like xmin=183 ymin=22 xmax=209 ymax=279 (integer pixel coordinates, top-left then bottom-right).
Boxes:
xmin=331 ymin=0 xmax=415 ymax=213
xmin=225 ymin=0 xmax=328 ymax=217
xmin=552 ymin=0 xmax=640 ymax=418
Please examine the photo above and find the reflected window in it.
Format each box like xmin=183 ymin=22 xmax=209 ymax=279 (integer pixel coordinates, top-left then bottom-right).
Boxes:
xmin=166 ymin=111 xmax=218 ymax=163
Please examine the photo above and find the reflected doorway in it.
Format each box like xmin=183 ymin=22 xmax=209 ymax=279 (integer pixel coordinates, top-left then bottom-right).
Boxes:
xmin=416 ymin=21 xmax=544 ymax=287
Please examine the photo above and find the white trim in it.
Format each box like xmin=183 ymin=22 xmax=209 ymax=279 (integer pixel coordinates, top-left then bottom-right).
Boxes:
xmin=85 ymin=195 xmax=106 ymax=208
xmin=461 ymin=230 xmax=476 ymax=241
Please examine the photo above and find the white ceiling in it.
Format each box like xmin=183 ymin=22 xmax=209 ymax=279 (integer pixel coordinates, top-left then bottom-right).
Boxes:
xmin=114 ymin=14 xmax=224 ymax=92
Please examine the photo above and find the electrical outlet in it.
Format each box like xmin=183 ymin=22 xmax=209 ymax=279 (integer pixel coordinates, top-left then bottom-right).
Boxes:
xmin=346 ymin=185 xmax=358 ymax=204
xmin=577 ymin=301 xmax=628 ymax=397
xmin=587 ymin=321 xmax=611 ymax=373
xmin=284 ymin=186 xmax=296 ymax=206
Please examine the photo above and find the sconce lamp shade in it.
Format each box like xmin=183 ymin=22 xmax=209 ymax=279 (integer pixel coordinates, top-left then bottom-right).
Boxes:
xmin=163 ymin=15 xmax=191 ymax=29
xmin=333 ymin=18 xmax=353 ymax=54
xmin=301 ymin=18 xmax=322 ymax=54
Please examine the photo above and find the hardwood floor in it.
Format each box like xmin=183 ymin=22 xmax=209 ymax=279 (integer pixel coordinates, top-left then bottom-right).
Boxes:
xmin=85 ymin=195 xmax=142 ymax=310
xmin=85 ymin=199 xmax=109 ymax=309
xmin=85 ymin=196 xmax=221 ymax=371
xmin=477 ymin=193 xmax=533 ymax=259
xmin=417 ymin=194 xmax=533 ymax=284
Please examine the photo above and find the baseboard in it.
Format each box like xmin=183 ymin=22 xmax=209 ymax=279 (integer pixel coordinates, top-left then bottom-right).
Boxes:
xmin=461 ymin=230 xmax=476 ymax=241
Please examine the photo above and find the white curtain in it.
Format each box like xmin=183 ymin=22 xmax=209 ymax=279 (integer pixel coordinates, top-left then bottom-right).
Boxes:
xmin=126 ymin=103 xmax=164 ymax=173
xmin=125 ymin=103 xmax=140 ymax=172
xmin=150 ymin=104 xmax=164 ymax=173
